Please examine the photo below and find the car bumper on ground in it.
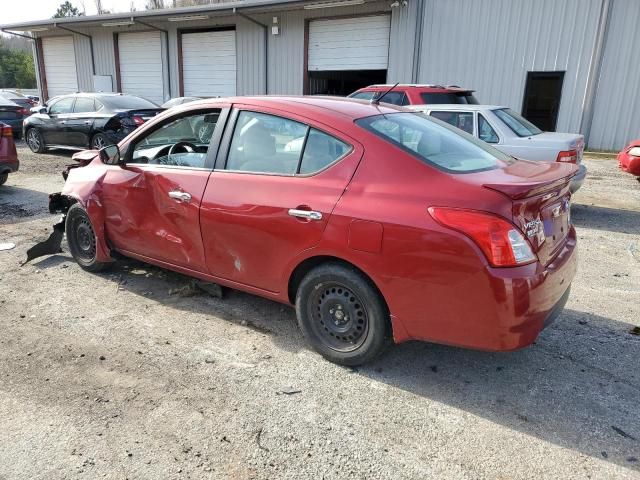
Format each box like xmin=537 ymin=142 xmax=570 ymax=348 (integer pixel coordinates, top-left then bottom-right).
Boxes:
xmin=570 ymin=163 xmax=587 ymax=193
xmin=618 ymin=151 xmax=640 ymax=176
xmin=390 ymin=226 xmax=578 ymax=351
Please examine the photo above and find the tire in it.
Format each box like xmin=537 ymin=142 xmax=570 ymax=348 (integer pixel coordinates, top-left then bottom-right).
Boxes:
xmin=91 ymin=133 xmax=109 ymax=150
xmin=0 ymin=173 xmax=8 ymax=186
xmin=295 ymin=263 xmax=390 ymax=366
xmin=65 ymin=203 xmax=110 ymax=273
xmin=26 ymin=128 xmax=46 ymax=153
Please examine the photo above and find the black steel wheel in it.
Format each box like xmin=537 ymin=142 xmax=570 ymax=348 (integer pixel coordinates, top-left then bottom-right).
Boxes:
xmin=296 ymin=263 xmax=389 ymax=366
xmin=65 ymin=203 xmax=110 ymax=272
xmin=26 ymin=128 xmax=46 ymax=153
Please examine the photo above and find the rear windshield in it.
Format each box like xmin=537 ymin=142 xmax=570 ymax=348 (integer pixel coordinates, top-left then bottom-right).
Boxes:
xmin=101 ymin=95 xmax=159 ymax=110
xmin=356 ymin=112 xmax=512 ymax=173
xmin=420 ymin=92 xmax=479 ymax=104
xmin=494 ymin=108 xmax=542 ymax=136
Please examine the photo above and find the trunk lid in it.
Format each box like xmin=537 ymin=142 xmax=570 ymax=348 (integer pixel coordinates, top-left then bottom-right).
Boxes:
xmin=533 ymin=132 xmax=585 ymax=163
xmin=475 ymin=160 xmax=578 ymax=266
xmin=116 ymin=108 xmax=164 ymax=123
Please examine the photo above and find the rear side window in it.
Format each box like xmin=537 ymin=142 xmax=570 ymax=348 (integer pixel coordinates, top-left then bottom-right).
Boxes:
xmin=478 ymin=114 xmax=499 ymax=143
xmin=356 ymin=112 xmax=511 ymax=173
xmin=349 ymin=91 xmax=375 ymax=101
xmin=349 ymin=91 xmax=408 ymax=106
xmin=300 ymin=129 xmax=350 ymax=174
xmin=73 ymin=97 xmax=95 ymax=113
xmin=226 ymin=111 xmax=350 ymax=175
xmin=430 ymin=111 xmax=474 ymax=135
xmin=420 ymin=92 xmax=478 ymax=104
xmin=494 ymin=108 xmax=542 ymax=137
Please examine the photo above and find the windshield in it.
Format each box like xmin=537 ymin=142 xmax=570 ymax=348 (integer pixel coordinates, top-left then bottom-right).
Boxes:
xmin=420 ymin=92 xmax=479 ymax=104
xmin=494 ymin=108 xmax=542 ymax=136
xmin=102 ymin=95 xmax=159 ymax=110
xmin=356 ymin=112 xmax=513 ymax=173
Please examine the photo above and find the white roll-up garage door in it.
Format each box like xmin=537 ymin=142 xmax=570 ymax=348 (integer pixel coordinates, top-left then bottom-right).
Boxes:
xmin=182 ymin=30 xmax=236 ymax=97
xmin=42 ymin=36 xmax=78 ymax=98
xmin=308 ymin=15 xmax=391 ymax=71
xmin=118 ymin=31 xmax=164 ymax=105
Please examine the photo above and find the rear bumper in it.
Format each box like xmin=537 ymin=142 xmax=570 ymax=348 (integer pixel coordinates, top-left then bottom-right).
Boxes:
xmin=570 ymin=163 xmax=587 ymax=192
xmin=3 ymin=119 xmax=23 ymax=138
xmin=391 ymin=226 xmax=578 ymax=351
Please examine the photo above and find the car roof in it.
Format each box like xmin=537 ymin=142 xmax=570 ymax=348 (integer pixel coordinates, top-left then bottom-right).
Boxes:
xmin=184 ymin=95 xmax=403 ymax=121
xmin=408 ymin=104 xmax=507 ymax=112
xmin=358 ymin=84 xmax=474 ymax=93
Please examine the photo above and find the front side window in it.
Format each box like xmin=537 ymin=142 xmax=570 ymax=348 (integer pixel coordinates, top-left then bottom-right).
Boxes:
xmin=430 ymin=111 xmax=474 ymax=135
xmin=356 ymin=112 xmax=512 ymax=173
xmin=73 ymin=97 xmax=95 ymax=113
xmin=130 ymin=110 xmax=220 ymax=168
xmin=478 ymin=114 xmax=499 ymax=143
xmin=226 ymin=111 xmax=351 ymax=175
xmin=494 ymin=108 xmax=542 ymax=137
xmin=49 ymin=97 xmax=75 ymax=115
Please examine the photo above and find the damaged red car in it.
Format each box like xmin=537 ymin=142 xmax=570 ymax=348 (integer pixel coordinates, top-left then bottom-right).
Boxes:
xmin=617 ymin=139 xmax=640 ymax=178
xmin=47 ymin=97 xmax=578 ymax=365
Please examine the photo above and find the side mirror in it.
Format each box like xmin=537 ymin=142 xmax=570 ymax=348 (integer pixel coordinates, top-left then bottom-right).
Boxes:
xmin=98 ymin=144 xmax=121 ymax=165
xmin=33 ymin=106 xmax=47 ymax=114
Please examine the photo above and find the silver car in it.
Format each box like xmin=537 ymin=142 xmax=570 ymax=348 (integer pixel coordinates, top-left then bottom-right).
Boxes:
xmin=409 ymin=104 xmax=587 ymax=192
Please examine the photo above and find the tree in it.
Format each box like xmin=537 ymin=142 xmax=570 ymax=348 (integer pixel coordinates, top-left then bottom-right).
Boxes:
xmin=145 ymin=0 xmax=165 ymax=9
xmin=0 ymin=40 xmax=36 ymax=89
xmin=53 ymin=1 xmax=83 ymax=18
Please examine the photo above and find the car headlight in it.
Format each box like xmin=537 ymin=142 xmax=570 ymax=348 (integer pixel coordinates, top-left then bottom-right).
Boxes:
xmin=628 ymin=146 xmax=640 ymax=157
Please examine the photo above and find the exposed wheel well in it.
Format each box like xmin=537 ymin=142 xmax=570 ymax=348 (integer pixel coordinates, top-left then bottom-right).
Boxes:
xmin=287 ymin=255 xmax=390 ymax=316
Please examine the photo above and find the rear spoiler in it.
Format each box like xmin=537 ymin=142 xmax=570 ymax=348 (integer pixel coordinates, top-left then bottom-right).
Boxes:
xmin=484 ymin=164 xmax=578 ymax=200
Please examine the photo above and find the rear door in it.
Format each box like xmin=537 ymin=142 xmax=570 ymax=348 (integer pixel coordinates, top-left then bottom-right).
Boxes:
xmin=65 ymin=96 xmax=96 ymax=147
xmin=200 ymin=108 xmax=362 ymax=292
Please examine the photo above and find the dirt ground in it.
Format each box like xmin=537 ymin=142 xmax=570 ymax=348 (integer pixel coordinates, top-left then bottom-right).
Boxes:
xmin=0 ymin=144 xmax=639 ymax=479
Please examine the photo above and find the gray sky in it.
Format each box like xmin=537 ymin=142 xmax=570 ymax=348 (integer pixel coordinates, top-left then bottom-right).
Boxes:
xmin=1 ymin=0 xmax=149 ymax=24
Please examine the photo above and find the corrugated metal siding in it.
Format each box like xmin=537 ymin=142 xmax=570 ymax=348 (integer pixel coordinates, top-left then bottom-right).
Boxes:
xmin=388 ymin=1 xmax=417 ymax=83
xmin=418 ymin=0 xmax=602 ymax=134
xmin=589 ymin=0 xmax=640 ymax=150
xmin=73 ymin=34 xmax=93 ymax=92
xmin=236 ymin=17 xmax=266 ymax=95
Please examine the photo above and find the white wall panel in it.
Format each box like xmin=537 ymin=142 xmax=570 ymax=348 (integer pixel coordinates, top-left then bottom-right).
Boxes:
xmin=42 ymin=36 xmax=78 ymax=97
xmin=182 ymin=30 xmax=236 ymax=97
xmin=118 ymin=31 xmax=164 ymax=104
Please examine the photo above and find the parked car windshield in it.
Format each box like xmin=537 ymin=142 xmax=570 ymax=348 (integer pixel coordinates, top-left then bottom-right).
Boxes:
xmin=356 ymin=112 xmax=512 ymax=173
xmin=420 ymin=92 xmax=479 ymax=104
xmin=101 ymin=95 xmax=159 ymax=110
xmin=494 ymin=108 xmax=542 ymax=137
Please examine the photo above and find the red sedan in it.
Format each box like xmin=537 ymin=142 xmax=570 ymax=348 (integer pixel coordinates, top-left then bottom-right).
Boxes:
xmin=0 ymin=122 xmax=19 ymax=186
xmin=617 ymin=139 xmax=640 ymax=178
xmin=49 ymin=97 xmax=578 ymax=365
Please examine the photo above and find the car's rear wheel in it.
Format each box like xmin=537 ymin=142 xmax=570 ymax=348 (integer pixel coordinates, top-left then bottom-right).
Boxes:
xmin=65 ymin=204 xmax=110 ymax=272
xmin=0 ymin=173 xmax=8 ymax=186
xmin=295 ymin=263 xmax=389 ymax=366
xmin=91 ymin=133 xmax=108 ymax=150
xmin=26 ymin=128 xmax=45 ymax=153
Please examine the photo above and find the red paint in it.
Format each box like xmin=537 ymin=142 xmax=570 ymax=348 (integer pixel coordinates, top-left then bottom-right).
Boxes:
xmin=617 ymin=139 xmax=640 ymax=176
xmin=0 ymin=123 xmax=19 ymax=178
xmin=351 ymin=85 xmax=476 ymax=105
xmin=59 ymin=96 xmax=578 ymax=352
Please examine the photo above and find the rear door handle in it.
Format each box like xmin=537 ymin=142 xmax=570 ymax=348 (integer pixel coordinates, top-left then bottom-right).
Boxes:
xmin=59 ymin=121 xmax=66 ymax=125
xmin=288 ymin=208 xmax=322 ymax=221
xmin=168 ymin=191 xmax=192 ymax=203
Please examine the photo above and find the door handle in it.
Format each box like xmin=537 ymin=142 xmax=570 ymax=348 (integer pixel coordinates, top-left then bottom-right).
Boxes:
xmin=60 ymin=121 xmax=66 ymax=125
xmin=168 ymin=191 xmax=192 ymax=203
xmin=84 ymin=120 xmax=92 ymax=125
xmin=288 ymin=208 xmax=322 ymax=221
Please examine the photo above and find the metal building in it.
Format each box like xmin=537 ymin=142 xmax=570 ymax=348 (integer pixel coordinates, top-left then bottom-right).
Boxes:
xmin=1 ymin=0 xmax=638 ymax=150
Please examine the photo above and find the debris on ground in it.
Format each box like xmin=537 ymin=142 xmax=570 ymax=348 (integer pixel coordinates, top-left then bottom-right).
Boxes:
xmin=612 ymin=426 xmax=636 ymax=440
xmin=630 ymin=327 xmax=640 ymax=336
xmin=277 ymin=388 xmax=302 ymax=396
xmin=0 ymin=242 xmax=16 ymax=251
xmin=168 ymin=280 xmax=224 ymax=298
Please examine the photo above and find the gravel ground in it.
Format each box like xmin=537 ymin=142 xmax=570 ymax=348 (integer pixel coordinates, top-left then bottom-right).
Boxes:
xmin=0 ymin=145 xmax=639 ymax=479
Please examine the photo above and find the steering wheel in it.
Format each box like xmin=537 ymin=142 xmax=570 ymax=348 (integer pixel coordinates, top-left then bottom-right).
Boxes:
xmin=167 ymin=141 xmax=197 ymax=162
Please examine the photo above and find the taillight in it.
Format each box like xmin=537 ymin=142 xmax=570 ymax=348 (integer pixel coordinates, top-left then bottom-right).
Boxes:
xmin=428 ymin=207 xmax=537 ymax=267
xmin=556 ymin=149 xmax=578 ymax=164
xmin=18 ymin=108 xmax=30 ymax=116
xmin=0 ymin=125 xmax=13 ymax=138
xmin=132 ymin=116 xmax=145 ymax=126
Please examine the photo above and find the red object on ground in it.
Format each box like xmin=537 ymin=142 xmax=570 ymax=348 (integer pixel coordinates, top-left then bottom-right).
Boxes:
xmin=54 ymin=97 xmax=578 ymax=355
xmin=617 ymin=139 xmax=640 ymax=176
xmin=0 ymin=123 xmax=19 ymax=183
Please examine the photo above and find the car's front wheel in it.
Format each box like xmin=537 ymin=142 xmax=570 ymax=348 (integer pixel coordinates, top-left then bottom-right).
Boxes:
xmin=26 ymin=128 xmax=46 ymax=153
xmin=65 ymin=203 xmax=110 ymax=272
xmin=0 ymin=173 xmax=8 ymax=186
xmin=295 ymin=263 xmax=389 ymax=366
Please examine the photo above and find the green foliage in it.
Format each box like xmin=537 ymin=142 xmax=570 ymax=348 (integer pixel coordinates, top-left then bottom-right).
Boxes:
xmin=0 ymin=40 xmax=36 ymax=89
xmin=53 ymin=1 xmax=84 ymax=18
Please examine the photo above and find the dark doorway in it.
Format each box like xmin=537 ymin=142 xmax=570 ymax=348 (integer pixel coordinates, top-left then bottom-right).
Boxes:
xmin=522 ymin=71 xmax=565 ymax=131
xmin=307 ymin=70 xmax=387 ymax=96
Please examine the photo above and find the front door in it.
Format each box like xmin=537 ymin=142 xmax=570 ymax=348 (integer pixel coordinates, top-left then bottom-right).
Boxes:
xmin=522 ymin=71 xmax=565 ymax=132
xmin=200 ymin=108 xmax=362 ymax=292
xmin=101 ymin=108 xmax=226 ymax=271
xmin=43 ymin=96 xmax=75 ymax=144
